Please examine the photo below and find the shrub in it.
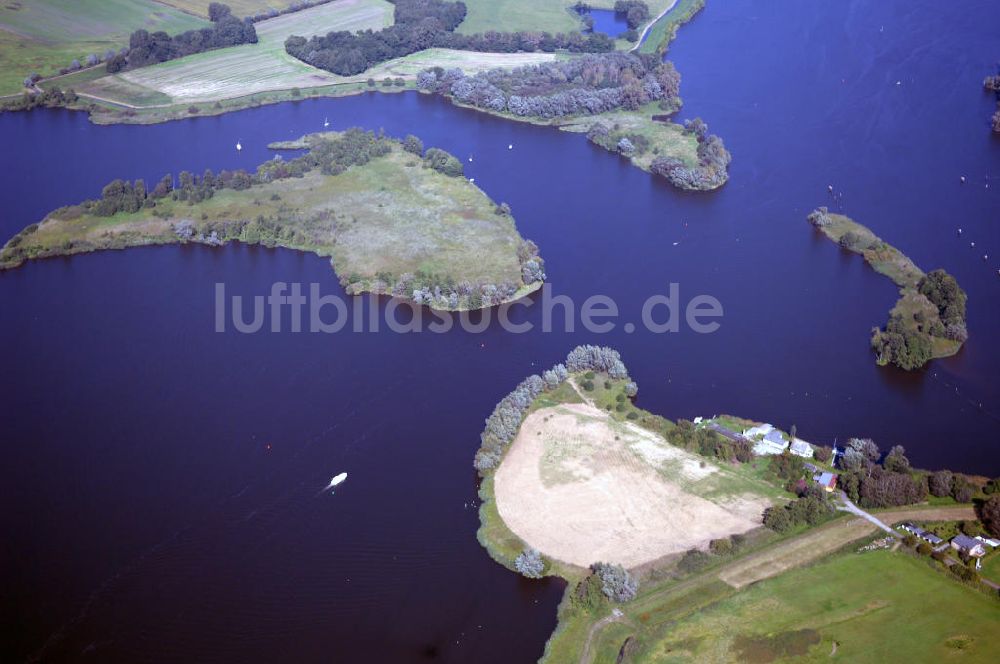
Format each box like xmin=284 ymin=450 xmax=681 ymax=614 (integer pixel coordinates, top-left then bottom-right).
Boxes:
xmin=593 ymin=562 xmax=637 ymax=602
xmin=514 ymin=548 xmax=545 ymax=578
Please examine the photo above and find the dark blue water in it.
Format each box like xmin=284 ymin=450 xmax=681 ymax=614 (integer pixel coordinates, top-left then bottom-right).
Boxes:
xmin=580 ymin=8 xmax=630 ymax=37
xmin=2 ymin=0 xmax=998 ymax=661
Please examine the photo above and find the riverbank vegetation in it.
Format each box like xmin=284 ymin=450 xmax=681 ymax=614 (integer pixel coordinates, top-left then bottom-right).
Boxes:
xmin=808 ymin=208 xmax=967 ymax=369
xmin=985 ymin=72 xmax=1000 ymax=133
xmin=0 ymin=129 xmax=543 ymax=310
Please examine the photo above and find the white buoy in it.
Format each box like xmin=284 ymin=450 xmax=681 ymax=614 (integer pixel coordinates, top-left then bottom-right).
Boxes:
xmin=960 ymin=176 xmax=966 ymax=183
xmin=827 ymin=184 xmax=834 ymax=192
xmin=984 ymin=255 xmax=989 ymax=261
xmin=508 ymin=144 xmax=513 ymax=150
xmin=958 ymin=228 xmax=963 ymax=235
xmin=236 ymin=141 xmax=242 ymax=151
xmin=895 ymin=80 xmax=901 ymax=86
xmin=971 ymin=241 xmax=976 ymax=248
xmin=672 ymin=241 xmax=679 ymax=246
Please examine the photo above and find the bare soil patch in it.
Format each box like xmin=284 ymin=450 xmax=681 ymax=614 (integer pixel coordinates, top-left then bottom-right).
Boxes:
xmin=493 ymin=403 xmax=769 ymax=567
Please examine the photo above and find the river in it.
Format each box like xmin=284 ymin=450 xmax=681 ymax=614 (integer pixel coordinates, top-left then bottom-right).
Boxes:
xmin=1 ymin=0 xmax=998 ymax=661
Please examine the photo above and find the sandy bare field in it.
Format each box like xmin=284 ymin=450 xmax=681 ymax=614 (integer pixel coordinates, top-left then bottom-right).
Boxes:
xmin=493 ymin=403 xmax=770 ymax=568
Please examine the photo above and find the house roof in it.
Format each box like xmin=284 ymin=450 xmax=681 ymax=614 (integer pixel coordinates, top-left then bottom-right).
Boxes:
xmin=816 ymin=472 xmax=836 ymax=485
xmin=764 ymin=430 xmax=786 ymax=445
xmin=953 ymin=534 xmax=983 ymax=550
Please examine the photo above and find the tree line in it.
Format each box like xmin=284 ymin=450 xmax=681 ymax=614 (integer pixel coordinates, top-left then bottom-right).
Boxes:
xmin=285 ymin=0 xmax=614 ymax=77
xmin=418 ymin=52 xmax=680 ymax=118
xmin=106 ymin=3 xmax=257 ymax=73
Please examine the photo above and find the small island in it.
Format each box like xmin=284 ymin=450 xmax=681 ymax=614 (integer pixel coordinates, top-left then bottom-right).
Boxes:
xmin=0 ymin=129 xmax=545 ymax=311
xmin=417 ymin=53 xmax=731 ymax=191
xmin=808 ymin=208 xmax=967 ymax=370
xmin=985 ymin=72 xmax=1000 ymax=134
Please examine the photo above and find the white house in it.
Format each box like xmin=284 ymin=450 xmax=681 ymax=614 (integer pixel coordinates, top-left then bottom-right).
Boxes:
xmin=753 ymin=429 xmax=790 ymax=456
xmin=789 ymin=438 xmax=814 ymax=458
xmin=742 ymin=423 xmax=774 ymax=439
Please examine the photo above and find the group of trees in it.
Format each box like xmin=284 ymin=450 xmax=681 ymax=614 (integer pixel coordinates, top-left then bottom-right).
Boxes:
xmin=666 ymin=419 xmax=753 ymax=463
xmin=419 ymin=53 xmax=680 ymax=119
xmin=614 ymin=1 xmax=651 ymax=29
xmin=514 ymin=548 xmax=545 ymax=578
xmin=834 ymin=438 xmax=929 ymax=509
xmin=650 ymin=117 xmax=731 ymax=190
xmin=763 ymin=486 xmax=835 ymax=532
xmin=2 ymin=86 xmax=79 ymax=113
xmin=285 ymin=0 xmax=617 ymax=76
xmin=870 ymin=269 xmax=967 ymax=370
xmin=107 ymin=3 xmax=257 ymax=73
xmin=474 ymin=345 xmax=631 ymax=473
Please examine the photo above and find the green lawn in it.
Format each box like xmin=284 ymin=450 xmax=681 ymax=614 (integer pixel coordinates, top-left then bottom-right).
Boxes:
xmin=981 ymin=551 xmax=1000 ymax=584
xmin=457 ymin=0 xmax=676 ymax=38
xmin=634 ymin=550 xmax=1000 ymax=662
xmin=0 ymin=0 xmax=207 ymax=95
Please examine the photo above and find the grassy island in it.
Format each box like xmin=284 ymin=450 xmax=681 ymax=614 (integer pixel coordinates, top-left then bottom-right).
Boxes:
xmin=808 ymin=208 xmax=967 ymax=370
xmin=0 ymin=129 xmax=544 ymax=311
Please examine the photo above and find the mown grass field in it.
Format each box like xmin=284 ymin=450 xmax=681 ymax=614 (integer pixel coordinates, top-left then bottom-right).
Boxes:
xmin=0 ymin=137 xmax=532 ymax=306
xmin=634 ymin=550 xmax=1000 ymax=663
xmin=0 ymin=0 xmax=207 ymax=95
xmin=457 ymin=0 xmax=675 ymax=38
xmin=152 ymin=0 xmax=297 ymax=18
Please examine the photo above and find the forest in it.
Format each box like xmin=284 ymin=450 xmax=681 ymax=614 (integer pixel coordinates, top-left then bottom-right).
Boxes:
xmin=417 ymin=53 xmax=679 ymax=118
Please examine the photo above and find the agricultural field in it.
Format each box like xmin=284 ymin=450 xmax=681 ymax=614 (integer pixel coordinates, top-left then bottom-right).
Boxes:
xmin=102 ymin=0 xmax=393 ymax=104
xmin=152 ymin=0 xmax=298 ymax=18
xmin=635 ymin=550 xmax=1000 ymax=662
xmin=0 ymin=0 xmax=207 ymax=95
xmin=77 ymin=0 xmax=558 ymax=107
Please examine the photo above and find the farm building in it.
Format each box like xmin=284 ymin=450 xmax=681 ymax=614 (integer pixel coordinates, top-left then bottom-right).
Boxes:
xmin=951 ymin=534 xmax=987 ymax=558
xmin=898 ymin=523 xmax=944 ymax=546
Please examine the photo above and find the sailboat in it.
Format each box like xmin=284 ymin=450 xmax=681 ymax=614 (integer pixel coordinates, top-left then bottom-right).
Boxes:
xmin=236 ymin=140 xmax=242 ymax=151
xmin=324 ymin=117 xmax=330 ymax=128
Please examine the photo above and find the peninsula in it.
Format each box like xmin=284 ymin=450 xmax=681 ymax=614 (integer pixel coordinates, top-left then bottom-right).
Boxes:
xmin=475 ymin=347 xmax=1000 ymax=662
xmin=808 ymin=208 xmax=967 ymax=370
xmin=0 ymin=129 xmax=545 ymax=311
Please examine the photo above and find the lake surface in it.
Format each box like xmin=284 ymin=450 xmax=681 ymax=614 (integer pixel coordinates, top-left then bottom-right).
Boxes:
xmin=2 ymin=0 xmax=998 ymax=661
xmin=580 ymin=8 xmax=630 ymax=37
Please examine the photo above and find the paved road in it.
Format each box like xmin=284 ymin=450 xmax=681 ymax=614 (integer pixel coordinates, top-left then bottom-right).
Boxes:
xmin=629 ymin=0 xmax=680 ymax=52
xmin=836 ymin=494 xmax=897 ymax=535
